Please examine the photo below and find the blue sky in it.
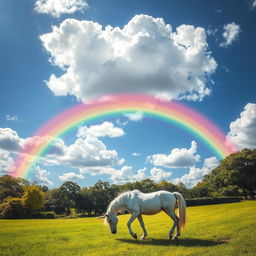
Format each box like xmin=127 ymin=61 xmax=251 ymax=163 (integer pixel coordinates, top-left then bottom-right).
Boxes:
xmin=0 ymin=0 xmax=255 ymax=188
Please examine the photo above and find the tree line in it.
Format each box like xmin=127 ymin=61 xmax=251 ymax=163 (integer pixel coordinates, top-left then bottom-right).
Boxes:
xmin=0 ymin=149 xmax=255 ymax=219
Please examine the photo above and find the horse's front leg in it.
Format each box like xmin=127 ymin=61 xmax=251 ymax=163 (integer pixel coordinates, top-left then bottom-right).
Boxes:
xmin=137 ymin=215 xmax=147 ymax=240
xmin=127 ymin=212 xmax=139 ymax=239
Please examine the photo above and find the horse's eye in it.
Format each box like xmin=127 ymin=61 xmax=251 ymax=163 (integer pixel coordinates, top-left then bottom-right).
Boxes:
xmin=109 ymin=220 xmax=112 ymax=223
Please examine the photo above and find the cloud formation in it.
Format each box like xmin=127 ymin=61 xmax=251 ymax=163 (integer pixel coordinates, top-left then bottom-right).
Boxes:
xmin=59 ymin=172 xmax=84 ymax=181
xmin=33 ymin=166 xmax=53 ymax=185
xmin=80 ymin=165 xmax=172 ymax=184
xmin=148 ymin=141 xmax=200 ymax=168
xmin=124 ymin=112 xmax=144 ymax=122
xmin=0 ymin=128 xmax=23 ymax=152
xmin=0 ymin=149 xmax=13 ymax=174
xmin=5 ymin=114 xmax=18 ymax=121
xmin=0 ymin=124 xmax=124 ymax=171
xmin=34 ymin=0 xmax=88 ymax=17
xmin=41 ymin=14 xmax=217 ymax=102
xmin=220 ymin=22 xmax=241 ymax=47
xmin=77 ymin=122 xmax=124 ymax=138
xmin=227 ymin=103 xmax=256 ymax=150
xmin=173 ymin=156 xmax=219 ymax=187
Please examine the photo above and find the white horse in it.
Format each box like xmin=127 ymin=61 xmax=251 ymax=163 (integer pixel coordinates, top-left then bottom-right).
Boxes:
xmin=101 ymin=190 xmax=186 ymax=240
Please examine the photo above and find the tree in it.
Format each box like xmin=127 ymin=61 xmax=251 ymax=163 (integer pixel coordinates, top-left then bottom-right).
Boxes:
xmin=22 ymin=186 xmax=44 ymax=213
xmin=0 ymin=175 xmax=27 ymax=202
xmin=204 ymin=149 xmax=256 ymax=197
xmin=76 ymin=188 xmax=94 ymax=216
xmin=57 ymin=181 xmax=81 ymax=214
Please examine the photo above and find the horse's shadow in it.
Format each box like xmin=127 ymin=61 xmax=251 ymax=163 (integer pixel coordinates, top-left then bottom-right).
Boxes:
xmin=116 ymin=237 xmax=228 ymax=247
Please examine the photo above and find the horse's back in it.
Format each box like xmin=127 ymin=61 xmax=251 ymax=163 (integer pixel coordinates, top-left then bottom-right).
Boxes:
xmin=127 ymin=190 xmax=176 ymax=214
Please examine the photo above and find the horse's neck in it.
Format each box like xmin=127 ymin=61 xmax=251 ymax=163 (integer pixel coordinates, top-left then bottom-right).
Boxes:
xmin=107 ymin=193 xmax=127 ymax=214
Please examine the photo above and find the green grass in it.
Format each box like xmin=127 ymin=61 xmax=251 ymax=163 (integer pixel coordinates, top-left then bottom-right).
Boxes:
xmin=0 ymin=201 xmax=255 ymax=256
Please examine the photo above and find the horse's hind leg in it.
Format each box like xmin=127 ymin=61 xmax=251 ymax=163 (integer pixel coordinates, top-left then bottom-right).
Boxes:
xmin=137 ymin=215 xmax=147 ymax=240
xmin=163 ymin=208 xmax=179 ymax=240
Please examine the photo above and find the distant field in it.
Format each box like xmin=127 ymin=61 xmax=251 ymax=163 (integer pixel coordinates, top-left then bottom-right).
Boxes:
xmin=0 ymin=201 xmax=255 ymax=256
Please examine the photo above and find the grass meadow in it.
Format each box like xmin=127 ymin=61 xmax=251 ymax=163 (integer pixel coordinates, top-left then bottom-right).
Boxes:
xmin=0 ymin=201 xmax=255 ymax=256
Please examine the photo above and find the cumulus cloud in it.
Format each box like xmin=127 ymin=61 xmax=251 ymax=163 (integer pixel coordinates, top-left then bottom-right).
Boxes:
xmin=33 ymin=166 xmax=53 ymax=185
xmin=0 ymin=124 xmax=124 ymax=172
xmin=124 ymin=112 xmax=144 ymax=122
xmin=56 ymin=135 xmax=124 ymax=168
xmin=173 ymin=156 xmax=219 ymax=188
xmin=148 ymin=141 xmax=200 ymax=168
xmin=0 ymin=149 xmax=13 ymax=174
xmin=34 ymin=0 xmax=88 ymax=17
xmin=40 ymin=14 xmax=217 ymax=102
xmin=227 ymin=103 xmax=256 ymax=150
xmin=59 ymin=172 xmax=84 ymax=181
xmin=150 ymin=167 xmax=172 ymax=182
xmin=220 ymin=22 xmax=241 ymax=47
xmin=0 ymin=128 xmax=23 ymax=152
xmin=80 ymin=165 xmax=172 ymax=184
xmin=77 ymin=122 xmax=124 ymax=138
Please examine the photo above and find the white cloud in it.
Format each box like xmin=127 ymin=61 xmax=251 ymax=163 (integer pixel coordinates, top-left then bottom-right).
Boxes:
xmin=40 ymin=14 xmax=217 ymax=102
xmin=173 ymin=156 xmax=219 ymax=188
xmin=148 ymin=141 xmax=200 ymax=168
xmin=77 ymin=122 xmax=124 ymax=138
xmin=220 ymin=22 xmax=241 ymax=47
xmin=0 ymin=149 xmax=13 ymax=174
xmin=0 ymin=128 xmax=23 ymax=152
xmin=124 ymin=112 xmax=144 ymax=122
xmin=80 ymin=165 xmax=172 ymax=184
xmin=5 ymin=114 xmax=18 ymax=121
xmin=33 ymin=166 xmax=53 ymax=185
xmin=150 ymin=167 xmax=172 ymax=182
xmin=132 ymin=152 xmax=141 ymax=156
xmin=251 ymin=0 xmax=256 ymax=9
xmin=0 ymin=125 xmax=123 ymax=172
xmin=59 ymin=171 xmax=84 ymax=181
xmin=34 ymin=0 xmax=88 ymax=17
xmin=227 ymin=103 xmax=256 ymax=150
xmin=57 ymin=136 xmax=124 ymax=168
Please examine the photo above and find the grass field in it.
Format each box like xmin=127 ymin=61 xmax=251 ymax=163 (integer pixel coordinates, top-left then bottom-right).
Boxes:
xmin=0 ymin=201 xmax=255 ymax=256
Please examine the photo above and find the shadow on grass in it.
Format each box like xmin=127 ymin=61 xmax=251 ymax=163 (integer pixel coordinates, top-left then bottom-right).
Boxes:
xmin=116 ymin=237 xmax=228 ymax=247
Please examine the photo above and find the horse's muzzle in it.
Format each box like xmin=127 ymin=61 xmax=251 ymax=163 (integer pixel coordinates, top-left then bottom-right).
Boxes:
xmin=111 ymin=230 xmax=117 ymax=234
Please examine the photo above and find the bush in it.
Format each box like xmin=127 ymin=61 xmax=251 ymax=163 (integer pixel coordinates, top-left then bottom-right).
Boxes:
xmin=29 ymin=211 xmax=57 ymax=219
xmin=186 ymin=197 xmax=241 ymax=207
xmin=0 ymin=197 xmax=26 ymax=219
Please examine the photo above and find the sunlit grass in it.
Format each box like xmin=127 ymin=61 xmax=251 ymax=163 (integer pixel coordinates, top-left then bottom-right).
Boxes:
xmin=0 ymin=201 xmax=255 ymax=256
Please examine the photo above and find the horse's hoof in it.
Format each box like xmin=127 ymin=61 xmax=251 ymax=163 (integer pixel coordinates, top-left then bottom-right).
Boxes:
xmin=169 ymin=235 xmax=173 ymax=240
xmin=140 ymin=236 xmax=146 ymax=240
xmin=172 ymin=236 xmax=178 ymax=241
xmin=133 ymin=233 xmax=137 ymax=240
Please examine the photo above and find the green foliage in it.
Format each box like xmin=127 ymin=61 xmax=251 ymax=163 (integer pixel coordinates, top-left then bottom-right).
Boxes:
xmin=0 ymin=197 xmax=26 ymax=219
xmin=22 ymin=185 xmax=44 ymax=213
xmin=185 ymin=197 xmax=241 ymax=206
xmin=0 ymin=175 xmax=27 ymax=202
xmin=203 ymin=149 xmax=256 ymax=197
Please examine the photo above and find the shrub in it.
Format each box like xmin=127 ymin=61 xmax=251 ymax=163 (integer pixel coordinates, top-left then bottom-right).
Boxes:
xmin=29 ymin=211 xmax=57 ymax=219
xmin=185 ymin=197 xmax=241 ymax=207
xmin=0 ymin=197 xmax=26 ymax=219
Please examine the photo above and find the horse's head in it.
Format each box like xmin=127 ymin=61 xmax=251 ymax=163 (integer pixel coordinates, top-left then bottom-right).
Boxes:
xmin=104 ymin=213 xmax=118 ymax=234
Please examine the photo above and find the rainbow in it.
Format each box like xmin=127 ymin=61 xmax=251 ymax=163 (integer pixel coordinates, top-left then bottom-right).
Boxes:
xmin=10 ymin=94 xmax=237 ymax=179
